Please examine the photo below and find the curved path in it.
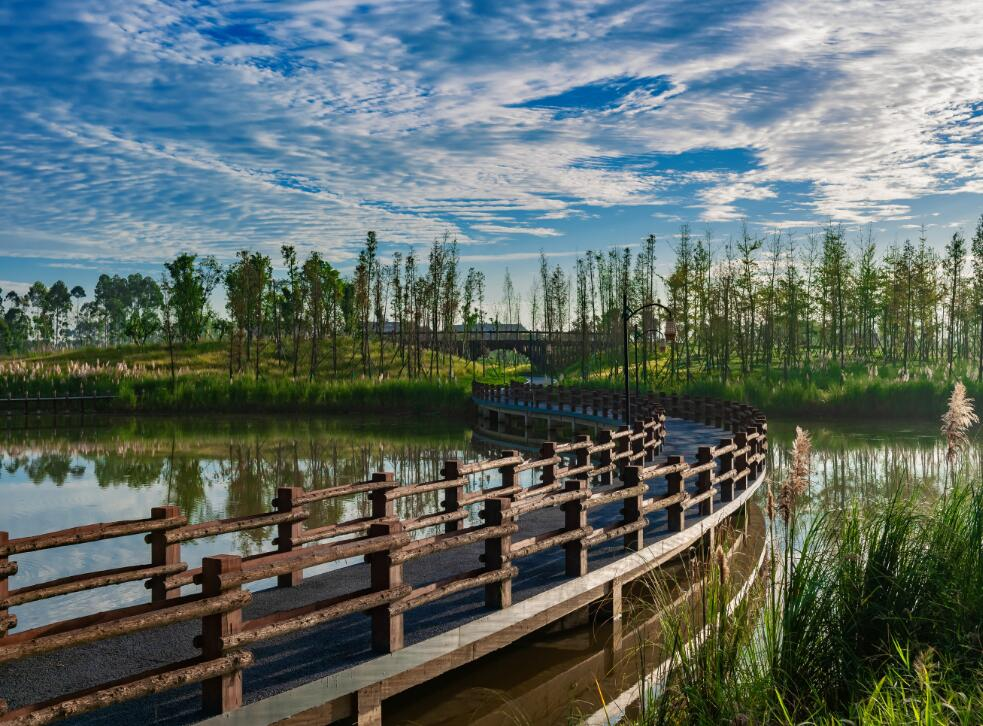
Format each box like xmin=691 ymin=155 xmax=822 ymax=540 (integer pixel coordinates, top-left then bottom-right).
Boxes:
xmin=0 ymin=386 xmax=766 ymax=726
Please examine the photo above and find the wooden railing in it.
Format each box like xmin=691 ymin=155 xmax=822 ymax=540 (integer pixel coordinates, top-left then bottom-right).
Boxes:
xmin=0 ymin=391 xmax=116 ymax=419
xmin=0 ymin=384 xmax=765 ymax=725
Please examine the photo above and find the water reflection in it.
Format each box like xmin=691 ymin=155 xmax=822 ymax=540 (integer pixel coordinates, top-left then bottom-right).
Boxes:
xmin=0 ymin=415 xmax=484 ymax=628
xmin=766 ymin=419 xmax=980 ymax=511
xmin=2 ymin=415 xmax=970 ymax=631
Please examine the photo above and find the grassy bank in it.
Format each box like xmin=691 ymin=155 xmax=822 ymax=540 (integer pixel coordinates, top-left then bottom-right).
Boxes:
xmin=626 ymin=479 xmax=983 ymax=724
xmin=0 ymin=370 xmax=477 ymax=416
xmin=675 ymin=374 xmax=969 ymax=419
xmin=574 ymin=360 xmax=982 ymax=419
xmin=0 ymin=341 xmax=530 ymax=415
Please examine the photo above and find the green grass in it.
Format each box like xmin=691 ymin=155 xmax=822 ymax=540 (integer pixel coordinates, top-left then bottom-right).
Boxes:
xmin=9 ymin=337 xmax=482 ymax=379
xmin=570 ymin=357 xmax=982 ymax=419
xmin=11 ymin=338 xmax=978 ymax=418
xmin=625 ymin=479 xmax=983 ymax=725
xmin=119 ymin=375 xmax=476 ymax=415
xmin=0 ymin=339 xmax=524 ymax=414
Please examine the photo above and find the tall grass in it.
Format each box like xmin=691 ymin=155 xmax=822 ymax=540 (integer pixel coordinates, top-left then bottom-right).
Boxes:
xmin=0 ymin=362 xmax=477 ymax=415
xmin=122 ymin=375 xmax=476 ymax=414
xmin=0 ymin=350 xmax=526 ymax=414
xmin=577 ymin=360 xmax=983 ymax=419
xmin=626 ymin=478 xmax=983 ymax=724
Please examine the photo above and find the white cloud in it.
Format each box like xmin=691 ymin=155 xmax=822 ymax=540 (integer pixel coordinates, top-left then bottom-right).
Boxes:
xmin=471 ymin=224 xmax=562 ymax=237
xmin=1 ymin=0 xmax=983 ymax=270
xmin=0 ymin=280 xmax=32 ymax=296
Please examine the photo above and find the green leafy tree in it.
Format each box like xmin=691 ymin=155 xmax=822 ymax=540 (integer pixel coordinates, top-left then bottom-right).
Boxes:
xmin=163 ymin=253 xmax=221 ymax=343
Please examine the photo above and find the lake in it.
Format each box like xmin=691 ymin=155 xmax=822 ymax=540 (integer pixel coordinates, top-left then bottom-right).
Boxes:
xmin=1 ymin=412 xmax=969 ymax=632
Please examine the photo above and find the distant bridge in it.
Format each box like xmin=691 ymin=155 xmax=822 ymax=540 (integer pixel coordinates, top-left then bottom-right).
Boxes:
xmin=383 ymin=329 xmax=613 ymax=372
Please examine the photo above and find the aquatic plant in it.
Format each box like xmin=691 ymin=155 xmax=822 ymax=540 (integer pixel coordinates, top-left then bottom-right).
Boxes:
xmin=777 ymin=426 xmax=810 ymax=526
xmin=941 ymin=380 xmax=978 ymax=468
xmin=618 ymin=423 xmax=983 ymax=725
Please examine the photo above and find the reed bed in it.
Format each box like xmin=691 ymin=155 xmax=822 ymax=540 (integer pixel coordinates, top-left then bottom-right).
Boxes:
xmin=577 ymin=358 xmax=983 ymax=419
xmin=0 ymin=349 xmax=536 ymax=414
xmin=629 ymin=481 xmax=983 ymax=724
xmin=616 ymin=385 xmax=983 ymax=725
xmin=0 ymin=364 xmax=479 ymax=415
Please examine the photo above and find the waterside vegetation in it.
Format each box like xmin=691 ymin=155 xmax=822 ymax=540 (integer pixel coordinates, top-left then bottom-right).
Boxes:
xmin=10 ymin=221 xmax=983 ymax=418
xmin=620 ymin=387 xmax=983 ymax=725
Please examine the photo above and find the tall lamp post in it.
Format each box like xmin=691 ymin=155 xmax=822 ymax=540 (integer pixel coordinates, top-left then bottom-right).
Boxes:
xmin=622 ymin=288 xmax=676 ymax=425
xmin=633 ymin=325 xmax=667 ymax=397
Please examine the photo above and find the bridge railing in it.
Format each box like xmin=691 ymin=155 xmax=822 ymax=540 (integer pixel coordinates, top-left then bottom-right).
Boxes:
xmin=0 ymin=385 xmax=765 ymax=724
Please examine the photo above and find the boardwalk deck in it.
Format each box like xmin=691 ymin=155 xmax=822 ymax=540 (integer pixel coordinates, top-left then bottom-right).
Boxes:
xmin=0 ymin=385 xmax=767 ymax=726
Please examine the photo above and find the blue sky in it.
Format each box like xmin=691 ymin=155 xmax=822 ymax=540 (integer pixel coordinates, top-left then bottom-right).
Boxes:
xmin=2 ymin=0 xmax=983 ymax=308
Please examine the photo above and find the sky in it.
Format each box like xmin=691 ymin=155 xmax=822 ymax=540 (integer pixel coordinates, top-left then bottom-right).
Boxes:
xmin=2 ymin=0 xmax=983 ymax=309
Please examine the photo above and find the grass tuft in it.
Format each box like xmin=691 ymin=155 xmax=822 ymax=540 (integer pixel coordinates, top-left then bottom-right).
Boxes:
xmin=626 ymin=477 xmax=983 ymax=724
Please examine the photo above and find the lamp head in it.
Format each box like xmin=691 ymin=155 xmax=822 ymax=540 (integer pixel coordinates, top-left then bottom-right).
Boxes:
xmin=663 ymin=318 xmax=677 ymax=342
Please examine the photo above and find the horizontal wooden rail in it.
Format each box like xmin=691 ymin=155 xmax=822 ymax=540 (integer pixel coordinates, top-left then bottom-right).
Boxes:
xmin=220 ymin=585 xmax=412 ymax=650
xmin=0 ymin=591 xmax=249 ymax=665
xmin=0 ymin=383 xmax=766 ymax=725
xmin=391 ymin=566 xmax=519 ymax=615
xmin=213 ymin=533 xmax=410 ymax=590
xmin=165 ymin=510 xmax=308 ymax=544
xmin=509 ymin=526 xmax=593 ymax=560
xmin=281 ymin=518 xmax=375 ymax=547
xmin=2 ymin=516 xmax=187 ymax=556
xmin=287 ymin=479 xmax=383 ymax=506
xmin=1 ymin=562 xmax=187 ymax=609
xmin=0 ymin=652 xmax=253 ymax=726
xmin=391 ymin=524 xmax=518 ymax=565
xmin=584 ymin=518 xmax=649 ymax=547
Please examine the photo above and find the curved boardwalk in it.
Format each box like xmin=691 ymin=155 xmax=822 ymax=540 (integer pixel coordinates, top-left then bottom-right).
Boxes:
xmin=0 ymin=385 xmax=767 ymax=726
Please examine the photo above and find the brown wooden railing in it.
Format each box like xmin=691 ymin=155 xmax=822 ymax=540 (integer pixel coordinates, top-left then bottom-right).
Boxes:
xmin=0 ymin=384 xmax=765 ymax=725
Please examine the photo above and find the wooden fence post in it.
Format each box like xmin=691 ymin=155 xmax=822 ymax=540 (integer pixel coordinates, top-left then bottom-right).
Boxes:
xmin=717 ymin=438 xmax=735 ymax=502
xmin=665 ymin=455 xmax=685 ymax=532
xmin=597 ymin=430 xmax=613 ymax=486
xmin=483 ymin=496 xmax=513 ymax=609
xmin=0 ymin=531 xmax=9 ymax=638
xmin=644 ymin=420 xmax=657 ymax=462
xmin=441 ymin=460 xmax=464 ymax=533
xmin=735 ymin=432 xmax=749 ymax=492
xmin=539 ymin=442 xmax=557 ymax=491
xmin=275 ymin=487 xmax=304 ymax=588
xmin=751 ymin=425 xmax=765 ymax=479
xmin=759 ymin=422 xmax=769 ymax=473
xmin=498 ymin=451 xmax=518 ymax=496
xmin=621 ymin=465 xmax=644 ymax=551
xmin=563 ymin=479 xmax=589 ymax=577
xmin=574 ymin=434 xmax=591 ymax=476
xmin=697 ymin=446 xmax=714 ymax=516
xmin=148 ymin=505 xmax=182 ymax=602
xmin=615 ymin=425 xmax=630 ymax=479
xmin=369 ymin=519 xmax=404 ymax=653
xmin=631 ymin=420 xmax=645 ymax=464
xmin=201 ymin=554 xmax=244 ymax=715
xmin=369 ymin=472 xmax=396 ymax=518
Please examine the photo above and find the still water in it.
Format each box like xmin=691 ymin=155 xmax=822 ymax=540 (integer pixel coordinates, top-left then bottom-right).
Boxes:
xmin=1 ymin=414 xmax=969 ymax=631
xmin=0 ymin=415 xmax=489 ymax=629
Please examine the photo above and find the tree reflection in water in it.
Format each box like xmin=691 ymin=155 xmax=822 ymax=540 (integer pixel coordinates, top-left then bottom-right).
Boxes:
xmin=1 ymin=415 xmax=970 ymax=628
xmin=0 ymin=415 xmax=480 ymax=557
xmin=767 ymin=418 xmax=981 ymax=513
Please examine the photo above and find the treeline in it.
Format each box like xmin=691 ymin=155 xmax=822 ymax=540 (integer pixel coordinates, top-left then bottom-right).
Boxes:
xmin=0 ymin=233 xmax=489 ymax=381
xmin=560 ymin=218 xmax=983 ymax=384
xmin=9 ymin=216 xmax=983 ymax=386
